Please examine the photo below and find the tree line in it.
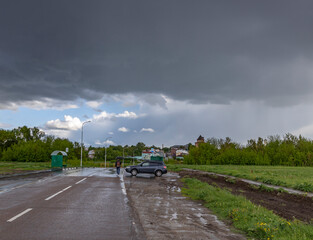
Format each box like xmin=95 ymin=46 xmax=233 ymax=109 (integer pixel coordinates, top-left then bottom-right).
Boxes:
xmin=184 ymin=134 xmax=313 ymax=166
xmin=2 ymin=126 xmax=313 ymax=166
xmin=0 ymin=126 xmax=147 ymax=162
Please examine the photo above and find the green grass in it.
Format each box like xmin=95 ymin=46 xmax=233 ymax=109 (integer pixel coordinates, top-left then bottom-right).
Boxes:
xmin=0 ymin=161 xmax=51 ymax=174
xmin=182 ymin=177 xmax=313 ymax=240
xmin=167 ymin=164 xmax=313 ymax=192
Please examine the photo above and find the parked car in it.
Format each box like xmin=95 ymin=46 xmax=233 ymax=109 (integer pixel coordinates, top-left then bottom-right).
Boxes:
xmin=125 ymin=161 xmax=167 ymax=177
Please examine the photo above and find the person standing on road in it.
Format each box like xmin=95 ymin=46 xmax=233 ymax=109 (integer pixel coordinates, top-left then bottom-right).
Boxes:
xmin=115 ymin=159 xmax=121 ymax=175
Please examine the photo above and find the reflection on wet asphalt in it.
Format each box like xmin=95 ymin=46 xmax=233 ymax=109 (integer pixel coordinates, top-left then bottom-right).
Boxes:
xmin=0 ymin=168 xmax=121 ymax=194
xmin=0 ymin=168 xmax=247 ymax=239
xmin=0 ymin=171 xmax=64 ymax=194
xmin=0 ymin=167 xmax=141 ymax=240
xmin=65 ymin=167 xmax=118 ymax=177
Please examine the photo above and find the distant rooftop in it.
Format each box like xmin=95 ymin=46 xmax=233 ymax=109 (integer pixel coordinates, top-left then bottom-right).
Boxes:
xmin=197 ymin=135 xmax=204 ymax=141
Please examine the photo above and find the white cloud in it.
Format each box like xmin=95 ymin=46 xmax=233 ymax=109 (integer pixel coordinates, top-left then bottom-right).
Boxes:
xmin=140 ymin=128 xmax=155 ymax=133
xmin=43 ymin=129 xmax=72 ymax=139
xmin=104 ymin=139 xmax=114 ymax=145
xmin=93 ymin=111 xmax=109 ymax=120
xmin=30 ymin=93 xmax=313 ymax=148
xmin=93 ymin=110 xmax=138 ymax=121
xmin=86 ymin=100 xmax=103 ymax=109
xmin=45 ymin=115 xmax=82 ymax=130
xmin=293 ymin=124 xmax=313 ymax=137
xmin=95 ymin=139 xmax=115 ymax=145
xmin=118 ymin=127 xmax=129 ymax=132
xmin=116 ymin=111 xmax=138 ymax=119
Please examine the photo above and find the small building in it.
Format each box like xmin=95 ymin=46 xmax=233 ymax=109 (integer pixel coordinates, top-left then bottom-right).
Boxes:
xmin=88 ymin=150 xmax=95 ymax=159
xmin=142 ymin=150 xmax=153 ymax=160
xmin=142 ymin=148 xmax=164 ymax=160
xmin=170 ymin=144 xmax=188 ymax=158
xmin=51 ymin=150 xmax=68 ymax=169
xmin=195 ymin=135 xmax=205 ymax=147
xmin=176 ymin=149 xmax=189 ymax=157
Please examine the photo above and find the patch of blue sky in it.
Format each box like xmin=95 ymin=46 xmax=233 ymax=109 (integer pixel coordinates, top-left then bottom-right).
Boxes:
xmin=0 ymin=107 xmax=86 ymax=129
xmin=0 ymin=108 xmax=53 ymax=128
xmin=0 ymin=99 xmax=141 ymax=130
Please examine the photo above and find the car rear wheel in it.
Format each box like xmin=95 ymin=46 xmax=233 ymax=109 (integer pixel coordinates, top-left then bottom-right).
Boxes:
xmin=155 ymin=170 xmax=162 ymax=177
xmin=131 ymin=169 xmax=138 ymax=176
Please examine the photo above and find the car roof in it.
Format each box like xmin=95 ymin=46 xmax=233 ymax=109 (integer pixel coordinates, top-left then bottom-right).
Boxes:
xmin=143 ymin=160 xmax=165 ymax=164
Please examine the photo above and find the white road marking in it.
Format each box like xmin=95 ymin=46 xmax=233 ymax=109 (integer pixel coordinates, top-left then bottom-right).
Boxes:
xmin=88 ymin=173 xmax=95 ymax=177
xmin=7 ymin=208 xmax=33 ymax=222
xmin=75 ymin=178 xmax=87 ymax=184
xmin=119 ymin=174 xmax=127 ymax=195
xmin=45 ymin=186 xmax=72 ymax=201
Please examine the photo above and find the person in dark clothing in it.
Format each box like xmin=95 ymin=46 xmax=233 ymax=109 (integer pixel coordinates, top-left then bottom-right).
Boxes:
xmin=115 ymin=159 xmax=121 ymax=175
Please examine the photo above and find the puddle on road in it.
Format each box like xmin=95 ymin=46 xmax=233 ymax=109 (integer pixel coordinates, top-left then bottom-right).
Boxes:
xmin=124 ymin=172 xmax=246 ymax=240
xmin=173 ymin=196 xmax=186 ymax=200
xmin=195 ymin=213 xmax=208 ymax=225
xmin=170 ymin=212 xmax=178 ymax=221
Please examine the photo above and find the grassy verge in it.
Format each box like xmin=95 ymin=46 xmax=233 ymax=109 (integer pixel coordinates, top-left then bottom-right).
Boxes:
xmin=182 ymin=177 xmax=313 ymax=240
xmin=0 ymin=161 xmax=51 ymax=174
xmin=167 ymin=164 xmax=313 ymax=192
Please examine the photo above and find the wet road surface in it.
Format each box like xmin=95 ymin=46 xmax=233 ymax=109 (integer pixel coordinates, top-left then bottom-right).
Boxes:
xmin=0 ymin=168 xmax=140 ymax=240
xmin=1 ymin=168 xmax=247 ymax=240
xmin=124 ymin=171 xmax=246 ymax=240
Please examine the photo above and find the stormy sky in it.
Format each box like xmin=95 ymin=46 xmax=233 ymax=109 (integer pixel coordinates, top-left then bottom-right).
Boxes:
xmin=1 ymin=0 xmax=313 ymax=147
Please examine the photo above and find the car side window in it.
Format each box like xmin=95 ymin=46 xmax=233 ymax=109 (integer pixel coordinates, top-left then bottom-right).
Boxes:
xmin=142 ymin=162 xmax=149 ymax=167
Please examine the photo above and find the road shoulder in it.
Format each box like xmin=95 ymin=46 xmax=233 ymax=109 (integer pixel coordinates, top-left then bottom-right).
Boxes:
xmin=124 ymin=172 xmax=246 ymax=240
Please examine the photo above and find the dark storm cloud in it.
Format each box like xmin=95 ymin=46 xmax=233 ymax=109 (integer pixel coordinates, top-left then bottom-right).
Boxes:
xmin=1 ymin=0 xmax=313 ymax=107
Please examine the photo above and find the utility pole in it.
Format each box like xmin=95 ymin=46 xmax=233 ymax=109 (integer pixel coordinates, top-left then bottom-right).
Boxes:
xmin=81 ymin=120 xmax=91 ymax=168
xmin=123 ymin=147 xmax=125 ymax=167
xmin=104 ymin=137 xmax=112 ymax=168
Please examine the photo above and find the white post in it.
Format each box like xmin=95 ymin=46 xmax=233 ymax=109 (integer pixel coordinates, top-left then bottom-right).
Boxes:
xmin=80 ymin=128 xmax=83 ymax=168
xmin=105 ymin=146 xmax=107 ymax=168
xmin=123 ymin=147 xmax=125 ymax=167
xmin=104 ymin=137 xmax=112 ymax=168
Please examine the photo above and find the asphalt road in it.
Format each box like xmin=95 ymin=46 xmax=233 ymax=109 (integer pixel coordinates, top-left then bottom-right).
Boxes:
xmin=0 ymin=168 xmax=140 ymax=240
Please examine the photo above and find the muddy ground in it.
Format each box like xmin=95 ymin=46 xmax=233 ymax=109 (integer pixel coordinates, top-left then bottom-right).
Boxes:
xmin=179 ymin=169 xmax=313 ymax=223
xmin=124 ymin=172 xmax=246 ymax=240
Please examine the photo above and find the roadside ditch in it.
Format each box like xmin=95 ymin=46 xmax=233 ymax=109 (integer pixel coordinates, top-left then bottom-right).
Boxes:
xmin=179 ymin=169 xmax=313 ymax=223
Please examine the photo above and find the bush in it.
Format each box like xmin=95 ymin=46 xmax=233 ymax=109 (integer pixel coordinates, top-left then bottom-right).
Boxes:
xmin=185 ymin=134 xmax=313 ymax=167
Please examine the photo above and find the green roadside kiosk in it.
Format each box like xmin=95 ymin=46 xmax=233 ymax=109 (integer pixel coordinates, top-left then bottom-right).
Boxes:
xmin=150 ymin=156 xmax=164 ymax=161
xmin=51 ymin=151 xmax=68 ymax=169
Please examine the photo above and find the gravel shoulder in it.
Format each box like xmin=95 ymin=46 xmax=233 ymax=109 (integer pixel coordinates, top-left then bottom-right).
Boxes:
xmin=124 ymin=172 xmax=246 ymax=240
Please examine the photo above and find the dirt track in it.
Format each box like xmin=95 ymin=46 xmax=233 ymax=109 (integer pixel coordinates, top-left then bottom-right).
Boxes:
xmin=124 ymin=172 xmax=246 ymax=240
xmin=179 ymin=170 xmax=313 ymax=223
